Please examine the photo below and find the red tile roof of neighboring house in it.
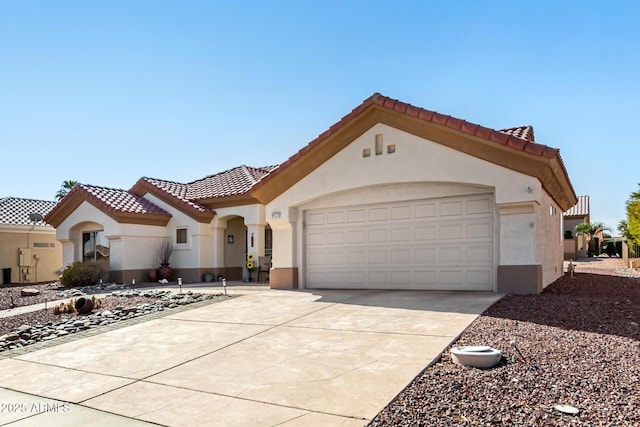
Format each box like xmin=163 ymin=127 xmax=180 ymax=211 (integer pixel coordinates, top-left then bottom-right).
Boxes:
xmin=564 ymin=195 xmax=590 ymax=217
xmin=0 ymin=197 xmax=57 ymax=227
xmin=499 ymin=125 xmax=535 ymax=142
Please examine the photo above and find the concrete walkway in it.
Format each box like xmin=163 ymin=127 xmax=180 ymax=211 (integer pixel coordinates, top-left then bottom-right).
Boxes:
xmin=0 ymin=288 xmax=501 ymax=426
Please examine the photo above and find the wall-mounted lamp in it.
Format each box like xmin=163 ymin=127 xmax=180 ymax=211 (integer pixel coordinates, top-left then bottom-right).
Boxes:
xmin=227 ymin=235 xmax=234 ymax=244
xmin=527 ymin=186 xmax=533 ymax=193
xmin=271 ymin=211 xmax=281 ymax=220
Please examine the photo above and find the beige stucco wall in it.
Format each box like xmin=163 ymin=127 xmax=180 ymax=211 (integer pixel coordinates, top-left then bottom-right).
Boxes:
xmin=535 ymin=191 xmax=564 ymax=287
xmin=267 ymin=123 xmax=546 ymax=289
xmin=0 ymin=226 xmax=62 ymax=284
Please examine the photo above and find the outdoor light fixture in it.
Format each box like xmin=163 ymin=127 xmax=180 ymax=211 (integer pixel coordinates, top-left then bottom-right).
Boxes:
xmin=271 ymin=211 xmax=281 ymax=220
xmin=222 ymin=278 xmax=227 ymax=295
xmin=178 ymin=277 xmax=182 ymax=292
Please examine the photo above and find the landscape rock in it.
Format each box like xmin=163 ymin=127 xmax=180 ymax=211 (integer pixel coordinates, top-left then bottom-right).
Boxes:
xmin=20 ymin=288 xmax=40 ymax=297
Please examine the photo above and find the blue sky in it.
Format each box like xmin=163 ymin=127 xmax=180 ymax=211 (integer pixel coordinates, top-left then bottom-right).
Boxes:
xmin=1 ymin=1 xmax=638 ymax=233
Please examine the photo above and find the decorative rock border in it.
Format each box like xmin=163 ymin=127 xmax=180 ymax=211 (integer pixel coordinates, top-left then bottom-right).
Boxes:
xmin=0 ymin=290 xmax=227 ymax=353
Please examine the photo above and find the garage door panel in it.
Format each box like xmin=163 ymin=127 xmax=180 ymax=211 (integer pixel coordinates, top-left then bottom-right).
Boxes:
xmin=369 ymin=249 xmax=388 ymax=264
xmin=347 ymin=230 xmax=366 ymax=244
xmin=346 ymin=250 xmax=366 ymax=265
xmin=467 ymin=246 xmax=492 ymax=263
xmin=368 ymin=271 xmax=388 ymax=285
xmin=326 ymin=231 xmax=344 ymax=245
xmin=391 ymin=205 xmax=412 ymax=220
xmin=439 ymin=223 xmax=463 ymax=240
xmin=307 ymin=249 xmax=326 ymax=265
xmin=415 ymin=203 xmax=437 ymax=218
xmin=390 ymin=248 xmax=412 ymax=264
xmin=390 ymin=270 xmax=412 ymax=285
xmin=440 ymin=270 xmax=464 ymax=286
xmin=439 ymin=247 xmax=464 ymax=264
xmin=305 ymin=194 xmax=493 ymax=290
xmin=414 ymin=248 xmax=437 ymax=264
xmin=467 ymin=198 xmax=491 ymax=214
xmin=326 ymin=250 xmax=346 ymax=265
xmin=466 ymin=221 xmax=492 ymax=239
xmin=327 ymin=211 xmax=345 ymax=224
xmin=307 ymin=232 xmax=326 ymax=246
xmin=347 ymin=209 xmax=366 ymax=223
xmin=368 ymin=228 xmax=388 ymax=243
xmin=440 ymin=201 xmax=464 ymax=216
xmin=368 ymin=207 xmax=388 ymax=221
xmin=390 ymin=227 xmax=412 ymax=242
xmin=415 ymin=225 xmax=437 ymax=241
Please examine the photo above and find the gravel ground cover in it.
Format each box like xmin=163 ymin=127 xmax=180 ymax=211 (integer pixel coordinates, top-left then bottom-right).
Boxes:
xmin=0 ymin=282 xmax=63 ymax=310
xmin=369 ymin=272 xmax=640 ymax=426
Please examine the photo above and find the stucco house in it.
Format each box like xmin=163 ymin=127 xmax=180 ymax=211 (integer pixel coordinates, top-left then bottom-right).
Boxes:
xmin=0 ymin=197 xmax=62 ymax=284
xmin=45 ymin=93 xmax=577 ymax=294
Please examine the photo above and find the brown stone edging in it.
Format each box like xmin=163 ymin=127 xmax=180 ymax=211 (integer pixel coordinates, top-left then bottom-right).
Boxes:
xmin=0 ymin=295 xmax=234 ymax=359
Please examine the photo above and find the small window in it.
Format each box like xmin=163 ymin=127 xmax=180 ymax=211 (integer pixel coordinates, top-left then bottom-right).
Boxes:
xmin=265 ymin=227 xmax=273 ymax=256
xmin=375 ymin=134 xmax=383 ymax=155
xmin=176 ymin=228 xmax=188 ymax=244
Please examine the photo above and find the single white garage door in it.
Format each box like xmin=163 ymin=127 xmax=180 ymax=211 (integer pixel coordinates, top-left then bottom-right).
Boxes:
xmin=305 ymin=194 xmax=494 ymax=290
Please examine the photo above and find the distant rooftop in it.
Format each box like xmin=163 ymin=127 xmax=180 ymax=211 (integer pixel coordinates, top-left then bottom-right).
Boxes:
xmin=0 ymin=197 xmax=58 ymax=227
xmin=563 ymin=195 xmax=589 ymax=217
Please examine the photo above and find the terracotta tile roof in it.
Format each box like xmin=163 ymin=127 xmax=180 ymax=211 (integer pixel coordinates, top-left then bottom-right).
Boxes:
xmin=369 ymin=94 xmax=556 ymax=157
xmin=0 ymin=197 xmax=57 ymax=227
xmin=187 ymin=165 xmax=278 ymax=200
xmin=499 ymin=125 xmax=535 ymax=142
xmin=252 ymin=92 xmax=577 ymax=211
xmin=564 ymin=195 xmax=590 ymax=217
xmin=78 ymin=184 xmax=170 ymax=215
xmin=140 ymin=165 xmax=277 ymax=202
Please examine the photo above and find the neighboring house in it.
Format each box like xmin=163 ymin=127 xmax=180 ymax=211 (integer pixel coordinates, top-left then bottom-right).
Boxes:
xmin=0 ymin=197 xmax=62 ymax=284
xmin=563 ymin=195 xmax=590 ymax=260
xmin=45 ymin=93 xmax=577 ymax=294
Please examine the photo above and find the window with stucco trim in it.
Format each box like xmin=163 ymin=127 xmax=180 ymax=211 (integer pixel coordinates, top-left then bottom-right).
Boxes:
xmin=176 ymin=228 xmax=187 ymax=244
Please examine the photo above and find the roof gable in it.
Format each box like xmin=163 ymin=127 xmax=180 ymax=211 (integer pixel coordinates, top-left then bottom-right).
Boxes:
xmin=252 ymin=93 xmax=577 ymax=210
xmin=45 ymin=184 xmax=171 ymax=228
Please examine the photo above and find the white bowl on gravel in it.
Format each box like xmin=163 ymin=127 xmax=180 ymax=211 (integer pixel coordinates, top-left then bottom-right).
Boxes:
xmin=451 ymin=346 xmax=503 ymax=368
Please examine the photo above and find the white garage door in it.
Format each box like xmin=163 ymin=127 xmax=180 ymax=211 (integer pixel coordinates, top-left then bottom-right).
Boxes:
xmin=305 ymin=195 xmax=494 ymax=290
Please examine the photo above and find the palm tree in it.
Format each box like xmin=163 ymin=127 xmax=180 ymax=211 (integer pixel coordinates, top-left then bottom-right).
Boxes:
xmin=575 ymin=222 xmax=606 ymax=256
xmin=55 ymin=180 xmax=78 ymax=200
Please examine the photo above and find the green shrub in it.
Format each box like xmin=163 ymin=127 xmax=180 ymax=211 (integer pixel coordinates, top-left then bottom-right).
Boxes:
xmin=605 ymin=242 xmax=617 ymax=257
xmin=61 ymin=260 xmax=108 ymax=288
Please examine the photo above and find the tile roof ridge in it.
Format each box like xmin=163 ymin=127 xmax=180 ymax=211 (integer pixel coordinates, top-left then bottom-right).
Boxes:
xmin=370 ymin=93 xmax=559 ymax=158
xmin=1 ymin=196 xmax=58 ymax=203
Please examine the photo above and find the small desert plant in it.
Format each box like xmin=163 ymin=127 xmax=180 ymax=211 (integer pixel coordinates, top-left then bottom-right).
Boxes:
xmin=61 ymin=260 xmax=108 ymax=287
xmin=53 ymin=299 xmax=77 ymax=315
xmin=156 ymin=238 xmax=174 ymax=265
xmin=91 ymin=295 xmax=102 ymax=309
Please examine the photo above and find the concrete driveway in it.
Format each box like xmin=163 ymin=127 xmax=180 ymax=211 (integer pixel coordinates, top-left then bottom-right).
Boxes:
xmin=0 ymin=288 xmax=501 ymax=426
